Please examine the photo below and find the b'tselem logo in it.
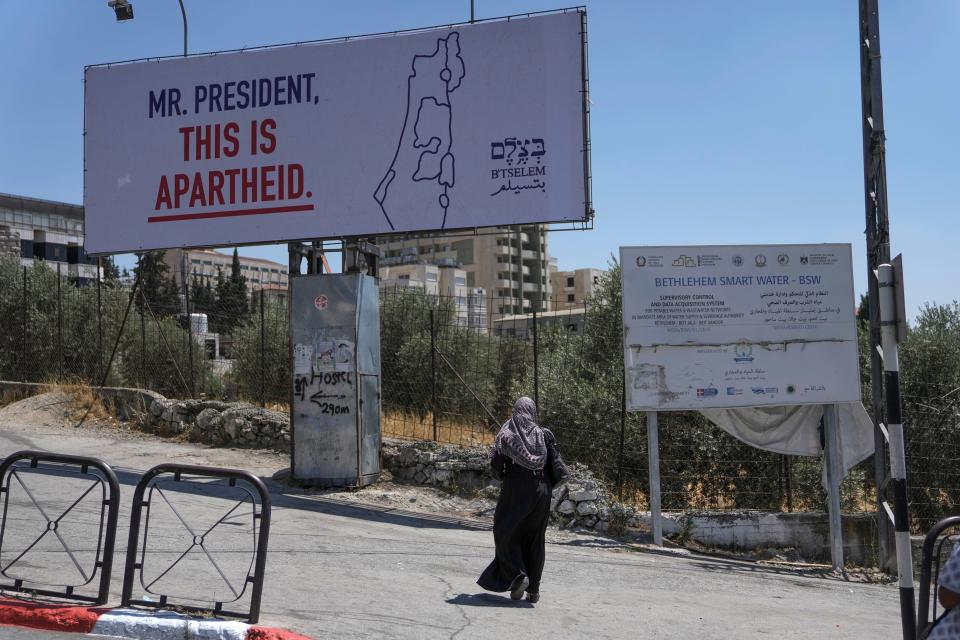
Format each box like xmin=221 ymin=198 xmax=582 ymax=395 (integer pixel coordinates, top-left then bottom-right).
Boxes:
xmin=490 ymin=137 xmax=546 ymax=197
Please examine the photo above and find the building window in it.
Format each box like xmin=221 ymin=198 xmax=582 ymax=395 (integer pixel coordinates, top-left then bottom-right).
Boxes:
xmin=566 ymin=277 xmax=575 ymax=288
xmin=567 ymin=294 xmax=575 ymax=303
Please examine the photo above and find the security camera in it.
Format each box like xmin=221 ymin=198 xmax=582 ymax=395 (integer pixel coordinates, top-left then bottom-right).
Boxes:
xmin=107 ymin=0 xmax=134 ymax=21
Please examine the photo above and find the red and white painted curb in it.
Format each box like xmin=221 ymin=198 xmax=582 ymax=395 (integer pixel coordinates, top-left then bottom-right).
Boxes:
xmin=0 ymin=598 xmax=312 ymax=640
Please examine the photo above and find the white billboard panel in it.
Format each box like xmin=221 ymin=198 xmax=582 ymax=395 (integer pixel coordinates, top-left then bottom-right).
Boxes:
xmin=83 ymin=11 xmax=589 ymax=254
xmin=620 ymin=244 xmax=860 ymax=410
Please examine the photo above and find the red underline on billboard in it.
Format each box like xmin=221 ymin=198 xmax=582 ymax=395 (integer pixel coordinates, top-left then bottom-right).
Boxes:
xmin=147 ymin=203 xmax=315 ymax=223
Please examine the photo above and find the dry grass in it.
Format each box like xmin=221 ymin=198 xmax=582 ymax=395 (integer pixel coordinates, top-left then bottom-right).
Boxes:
xmin=0 ymin=388 xmax=27 ymax=408
xmin=382 ymin=411 xmax=495 ymax=447
xmin=44 ymin=378 xmax=114 ymax=423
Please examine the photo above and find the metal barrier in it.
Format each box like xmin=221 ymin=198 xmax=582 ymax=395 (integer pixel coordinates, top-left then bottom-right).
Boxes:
xmin=0 ymin=451 xmax=120 ymax=605
xmin=121 ymin=464 xmax=271 ymax=623
xmin=917 ymin=515 xmax=960 ymax=638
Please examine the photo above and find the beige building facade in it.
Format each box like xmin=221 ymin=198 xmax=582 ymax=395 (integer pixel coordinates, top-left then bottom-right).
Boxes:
xmin=550 ymin=267 xmax=606 ymax=309
xmin=376 ymin=225 xmax=552 ymax=320
xmin=164 ymin=248 xmax=288 ymax=291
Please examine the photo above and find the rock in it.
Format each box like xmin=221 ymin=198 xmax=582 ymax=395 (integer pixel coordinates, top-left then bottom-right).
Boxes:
xmin=569 ymin=489 xmax=599 ymax=502
xmin=552 ymin=485 xmax=567 ymax=500
xmin=414 ymin=471 xmax=427 ymax=484
xmin=582 ymin=515 xmax=598 ymax=528
xmin=434 ymin=469 xmax=452 ymax=483
xmin=149 ymin=400 xmax=165 ymax=417
xmin=557 ymin=500 xmax=576 ymax=515
xmin=576 ymin=501 xmax=598 ymax=516
xmin=195 ymin=408 xmax=220 ymax=430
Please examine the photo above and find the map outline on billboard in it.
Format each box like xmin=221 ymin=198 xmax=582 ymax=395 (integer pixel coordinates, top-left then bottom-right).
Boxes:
xmin=620 ymin=243 xmax=861 ymax=411
xmin=82 ymin=9 xmax=591 ymax=255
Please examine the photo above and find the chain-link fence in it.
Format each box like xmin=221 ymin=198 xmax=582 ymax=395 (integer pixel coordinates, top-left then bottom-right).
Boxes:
xmin=1 ymin=256 xmax=958 ymax=534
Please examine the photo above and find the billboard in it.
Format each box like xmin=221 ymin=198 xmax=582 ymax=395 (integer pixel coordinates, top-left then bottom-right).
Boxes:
xmin=83 ymin=10 xmax=589 ymax=254
xmin=620 ymin=244 xmax=860 ymax=411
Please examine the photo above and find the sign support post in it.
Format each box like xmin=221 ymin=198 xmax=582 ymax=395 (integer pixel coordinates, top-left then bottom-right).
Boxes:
xmin=823 ymin=403 xmax=844 ymax=571
xmin=647 ymin=410 xmax=662 ymax=546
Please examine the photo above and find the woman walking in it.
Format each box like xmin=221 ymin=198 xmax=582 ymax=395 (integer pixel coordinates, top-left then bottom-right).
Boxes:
xmin=477 ymin=396 xmax=567 ymax=603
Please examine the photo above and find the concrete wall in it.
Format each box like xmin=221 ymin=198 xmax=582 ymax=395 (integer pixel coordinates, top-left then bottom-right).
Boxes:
xmin=656 ymin=510 xmax=879 ymax=566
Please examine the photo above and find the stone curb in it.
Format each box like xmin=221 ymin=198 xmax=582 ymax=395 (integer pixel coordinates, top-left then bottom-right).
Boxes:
xmin=0 ymin=599 xmax=311 ymax=640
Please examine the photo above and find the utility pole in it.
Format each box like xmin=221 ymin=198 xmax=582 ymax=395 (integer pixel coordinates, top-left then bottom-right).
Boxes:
xmin=858 ymin=2 xmax=914 ymax=638
xmin=858 ymin=0 xmax=891 ymax=569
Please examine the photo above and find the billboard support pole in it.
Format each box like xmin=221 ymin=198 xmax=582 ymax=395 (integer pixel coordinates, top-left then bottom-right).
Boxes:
xmin=823 ymin=404 xmax=844 ymax=571
xmin=646 ymin=410 xmax=662 ymax=546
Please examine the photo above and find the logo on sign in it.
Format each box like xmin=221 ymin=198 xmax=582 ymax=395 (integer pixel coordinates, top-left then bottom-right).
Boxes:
xmin=734 ymin=341 xmax=754 ymax=363
xmin=732 ymin=255 xmax=744 ymax=267
xmin=696 ymin=387 xmax=719 ymax=397
xmin=673 ymin=255 xmax=697 ymax=268
xmin=751 ymin=386 xmax=779 ymax=395
xmin=636 ymin=256 xmax=647 ymax=267
xmin=778 ymin=254 xmax=789 ymax=266
xmin=755 ymin=254 xmax=767 ymax=267
xmin=726 ymin=387 xmax=743 ymax=396
xmin=314 ymin=295 xmax=328 ymax=311
xmin=800 ymin=255 xmax=809 ymax=265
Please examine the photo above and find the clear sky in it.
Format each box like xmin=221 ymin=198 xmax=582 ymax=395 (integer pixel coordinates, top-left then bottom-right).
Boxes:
xmin=0 ymin=1 xmax=956 ymax=317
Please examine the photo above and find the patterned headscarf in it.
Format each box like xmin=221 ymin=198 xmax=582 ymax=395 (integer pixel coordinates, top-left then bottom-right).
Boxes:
xmin=495 ymin=396 xmax=547 ymax=471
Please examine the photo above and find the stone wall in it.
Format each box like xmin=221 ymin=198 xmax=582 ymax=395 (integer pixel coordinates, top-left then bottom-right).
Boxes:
xmin=380 ymin=438 xmax=644 ymax=532
xmin=142 ymin=398 xmax=291 ymax=451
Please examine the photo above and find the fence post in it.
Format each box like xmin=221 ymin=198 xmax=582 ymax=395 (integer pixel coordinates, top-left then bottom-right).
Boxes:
xmin=97 ymin=258 xmax=103 ymax=383
xmin=57 ymin=262 xmax=63 ymax=381
xmin=21 ymin=266 xmax=27 ymax=382
xmin=185 ymin=278 xmax=195 ymax=397
xmin=260 ymin=292 xmax=266 ymax=408
xmin=532 ymin=308 xmax=539 ymax=409
xmin=140 ymin=305 xmax=147 ymax=389
xmin=785 ymin=456 xmax=793 ymax=512
xmin=430 ymin=309 xmax=437 ymax=441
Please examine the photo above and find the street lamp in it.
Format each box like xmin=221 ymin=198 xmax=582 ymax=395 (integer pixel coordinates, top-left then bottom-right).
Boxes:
xmin=106 ymin=0 xmax=188 ymax=57
xmin=107 ymin=0 xmax=133 ymax=21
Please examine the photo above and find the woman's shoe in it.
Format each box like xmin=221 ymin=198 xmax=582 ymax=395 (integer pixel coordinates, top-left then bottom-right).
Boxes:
xmin=509 ymin=574 xmax=529 ymax=600
xmin=525 ymin=591 xmax=540 ymax=603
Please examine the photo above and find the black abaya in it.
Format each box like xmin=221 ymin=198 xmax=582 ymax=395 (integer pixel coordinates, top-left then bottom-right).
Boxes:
xmin=477 ymin=450 xmax=553 ymax=594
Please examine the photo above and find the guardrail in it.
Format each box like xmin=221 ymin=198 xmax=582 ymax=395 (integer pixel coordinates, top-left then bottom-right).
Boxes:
xmin=0 ymin=451 xmax=120 ymax=605
xmin=121 ymin=463 xmax=272 ymax=623
xmin=917 ymin=515 xmax=960 ymax=639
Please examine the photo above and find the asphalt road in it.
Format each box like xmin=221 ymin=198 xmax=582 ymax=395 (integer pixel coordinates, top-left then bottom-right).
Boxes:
xmin=0 ymin=397 xmax=901 ymax=639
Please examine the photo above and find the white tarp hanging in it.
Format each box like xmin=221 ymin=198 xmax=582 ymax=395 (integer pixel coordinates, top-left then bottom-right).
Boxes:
xmin=699 ymin=402 xmax=875 ymax=485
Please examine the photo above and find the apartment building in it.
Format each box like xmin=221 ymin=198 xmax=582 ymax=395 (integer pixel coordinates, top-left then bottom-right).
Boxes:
xmin=164 ymin=248 xmax=288 ymax=291
xmin=549 ymin=267 xmax=606 ymax=309
xmin=0 ymin=193 xmax=101 ymax=282
xmin=380 ymin=262 xmax=488 ymax=331
xmin=376 ymin=225 xmax=552 ymax=320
